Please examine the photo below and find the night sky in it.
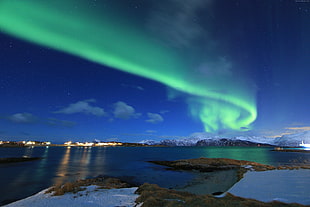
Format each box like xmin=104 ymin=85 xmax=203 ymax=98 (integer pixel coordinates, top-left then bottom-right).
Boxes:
xmin=0 ymin=0 xmax=309 ymax=143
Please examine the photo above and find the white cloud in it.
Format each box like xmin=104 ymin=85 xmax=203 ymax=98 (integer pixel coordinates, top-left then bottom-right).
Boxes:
xmin=146 ymin=113 xmax=164 ymax=124
xmin=113 ymin=101 xmax=140 ymax=119
xmin=8 ymin=113 xmax=37 ymax=123
xmin=54 ymin=99 xmax=105 ymax=116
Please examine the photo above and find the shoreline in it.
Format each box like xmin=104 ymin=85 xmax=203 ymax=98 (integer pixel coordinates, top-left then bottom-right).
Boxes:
xmin=4 ymin=158 xmax=310 ymax=206
xmin=272 ymin=148 xmax=310 ymax=153
xmin=7 ymin=170 xmax=309 ymax=207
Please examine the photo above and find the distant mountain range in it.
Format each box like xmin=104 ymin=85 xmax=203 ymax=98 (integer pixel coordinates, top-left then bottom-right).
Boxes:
xmin=273 ymin=130 xmax=310 ymax=147
xmin=140 ymin=131 xmax=310 ymax=147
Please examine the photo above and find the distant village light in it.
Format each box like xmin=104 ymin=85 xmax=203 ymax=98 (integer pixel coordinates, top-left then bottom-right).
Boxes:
xmin=64 ymin=141 xmax=72 ymax=145
xmin=62 ymin=141 xmax=123 ymax=147
xmin=26 ymin=141 xmax=36 ymax=145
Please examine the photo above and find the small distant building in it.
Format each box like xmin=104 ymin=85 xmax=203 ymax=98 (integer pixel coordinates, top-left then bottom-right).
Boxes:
xmin=64 ymin=141 xmax=72 ymax=146
xmin=75 ymin=142 xmax=84 ymax=146
xmin=95 ymin=142 xmax=122 ymax=146
xmin=25 ymin=141 xmax=36 ymax=145
xmin=84 ymin=142 xmax=94 ymax=147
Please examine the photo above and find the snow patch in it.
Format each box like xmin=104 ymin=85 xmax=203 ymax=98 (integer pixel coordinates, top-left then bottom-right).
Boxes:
xmin=5 ymin=186 xmax=139 ymax=207
xmin=228 ymin=170 xmax=310 ymax=205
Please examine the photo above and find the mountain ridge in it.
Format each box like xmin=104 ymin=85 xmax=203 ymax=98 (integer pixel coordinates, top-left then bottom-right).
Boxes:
xmin=140 ymin=131 xmax=310 ymax=147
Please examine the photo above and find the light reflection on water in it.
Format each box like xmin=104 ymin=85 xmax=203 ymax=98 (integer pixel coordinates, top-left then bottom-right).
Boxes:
xmin=54 ymin=147 xmax=71 ymax=185
xmin=0 ymin=146 xmax=309 ymax=205
xmin=23 ymin=146 xmax=34 ymax=158
xmin=35 ymin=147 xmax=49 ymax=182
xmin=78 ymin=147 xmax=92 ymax=179
xmin=94 ymin=147 xmax=106 ymax=175
xmin=52 ymin=147 xmax=108 ymax=186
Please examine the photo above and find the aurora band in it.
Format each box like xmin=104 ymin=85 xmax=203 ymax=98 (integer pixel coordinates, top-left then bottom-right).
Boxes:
xmin=0 ymin=0 xmax=257 ymax=132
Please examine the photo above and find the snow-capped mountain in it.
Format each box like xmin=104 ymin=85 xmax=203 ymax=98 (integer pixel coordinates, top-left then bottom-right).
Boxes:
xmin=140 ymin=138 xmax=203 ymax=146
xmin=159 ymin=137 xmax=210 ymax=146
xmin=140 ymin=136 xmax=275 ymax=147
xmin=140 ymin=131 xmax=310 ymax=147
xmin=232 ymin=136 xmax=274 ymax=144
xmin=139 ymin=140 xmax=158 ymax=145
xmin=195 ymin=138 xmax=273 ymax=147
xmin=273 ymin=131 xmax=310 ymax=147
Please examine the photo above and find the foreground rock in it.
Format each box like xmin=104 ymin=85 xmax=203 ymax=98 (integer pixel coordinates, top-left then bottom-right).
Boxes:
xmin=135 ymin=183 xmax=307 ymax=207
xmin=46 ymin=176 xmax=133 ymax=196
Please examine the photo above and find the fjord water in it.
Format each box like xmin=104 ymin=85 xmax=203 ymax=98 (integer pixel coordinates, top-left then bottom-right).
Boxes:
xmin=1 ymin=146 xmax=309 ymax=205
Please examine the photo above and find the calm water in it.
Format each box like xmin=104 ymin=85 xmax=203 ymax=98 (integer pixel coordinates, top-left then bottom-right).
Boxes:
xmin=0 ymin=146 xmax=309 ymax=205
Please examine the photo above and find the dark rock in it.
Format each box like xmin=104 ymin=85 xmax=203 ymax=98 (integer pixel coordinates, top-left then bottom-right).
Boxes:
xmin=212 ymin=192 xmax=224 ymax=196
xmin=0 ymin=157 xmax=41 ymax=164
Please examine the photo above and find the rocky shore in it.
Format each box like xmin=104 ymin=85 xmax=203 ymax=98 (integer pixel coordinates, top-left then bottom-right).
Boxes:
xmin=45 ymin=176 xmax=134 ymax=196
xmin=150 ymin=157 xmax=278 ymax=171
xmin=149 ymin=157 xmax=310 ymax=181
xmin=136 ymin=183 xmax=307 ymax=207
xmin=5 ymin=158 xmax=310 ymax=206
xmin=7 ymin=175 xmax=308 ymax=207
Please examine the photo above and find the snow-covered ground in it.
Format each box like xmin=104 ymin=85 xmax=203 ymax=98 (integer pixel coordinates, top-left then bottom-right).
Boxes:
xmin=228 ymin=169 xmax=310 ymax=205
xmin=5 ymin=170 xmax=310 ymax=206
xmin=4 ymin=186 xmax=139 ymax=207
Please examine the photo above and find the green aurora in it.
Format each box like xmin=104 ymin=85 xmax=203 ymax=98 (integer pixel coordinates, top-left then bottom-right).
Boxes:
xmin=0 ymin=0 xmax=257 ymax=133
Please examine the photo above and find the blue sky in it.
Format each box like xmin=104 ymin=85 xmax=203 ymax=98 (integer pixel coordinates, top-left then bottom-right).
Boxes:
xmin=0 ymin=0 xmax=309 ymax=143
xmin=0 ymin=36 xmax=197 ymax=142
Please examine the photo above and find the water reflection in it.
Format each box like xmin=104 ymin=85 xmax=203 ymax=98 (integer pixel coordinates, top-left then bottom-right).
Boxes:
xmin=23 ymin=146 xmax=34 ymax=158
xmin=53 ymin=147 xmax=71 ymax=185
xmin=35 ymin=146 xmax=49 ymax=180
xmin=201 ymin=147 xmax=271 ymax=165
xmin=94 ymin=147 xmax=106 ymax=175
xmin=9 ymin=147 xmax=38 ymax=192
xmin=78 ymin=147 xmax=92 ymax=178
